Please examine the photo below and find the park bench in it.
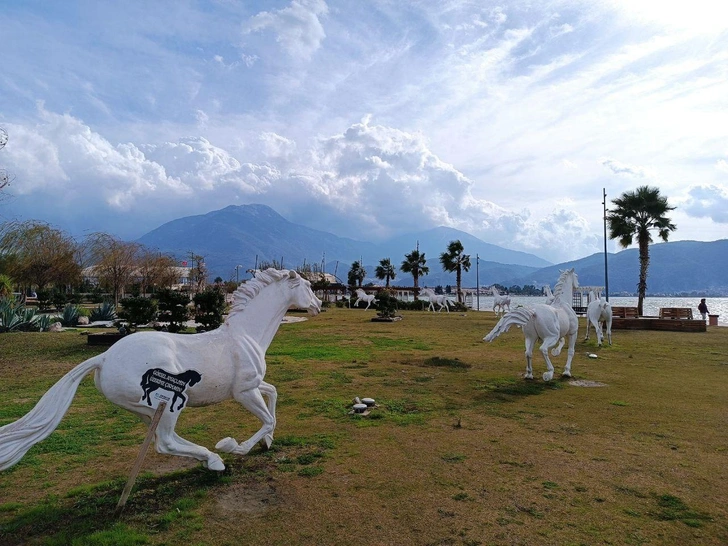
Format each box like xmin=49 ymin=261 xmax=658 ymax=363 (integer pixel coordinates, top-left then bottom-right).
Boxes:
xmin=659 ymin=307 xmax=693 ymax=320
xmin=611 ymin=306 xmax=639 ymax=318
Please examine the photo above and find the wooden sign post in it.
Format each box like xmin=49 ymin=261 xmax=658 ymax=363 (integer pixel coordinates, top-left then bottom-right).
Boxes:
xmin=114 ymin=402 xmax=166 ymax=516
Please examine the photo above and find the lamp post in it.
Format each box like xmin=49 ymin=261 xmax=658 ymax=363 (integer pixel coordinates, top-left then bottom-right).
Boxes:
xmin=476 ymin=254 xmax=480 ymax=311
xmin=602 ymin=188 xmax=609 ymax=301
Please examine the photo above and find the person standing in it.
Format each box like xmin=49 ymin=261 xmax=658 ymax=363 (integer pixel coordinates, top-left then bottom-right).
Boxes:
xmin=698 ymin=298 xmax=709 ymax=321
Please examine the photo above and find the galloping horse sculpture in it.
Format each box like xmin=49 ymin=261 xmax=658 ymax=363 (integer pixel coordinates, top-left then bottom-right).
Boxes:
xmin=0 ymin=269 xmax=321 ymax=472
xmin=585 ymin=291 xmax=613 ymax=346
xmin=491 ymin=286 xmax=511 ymax=316
xmin=353 ymin=288 xmax=377 ymax=310
xmin=420 ymin=288 xmax=450 ymax=312
xmin=484 ymin=269 xmax=579 ymax=381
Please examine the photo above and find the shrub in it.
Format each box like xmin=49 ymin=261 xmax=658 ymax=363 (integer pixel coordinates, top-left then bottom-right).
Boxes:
xmin=193 ymin=286 xmax=226 ymax=332
xmin=51 ymin=291 xmax=68 ymax=312
xmin=118 ymin=296 xmax=158 ymax=331
xmin=375 ymin=290 xmax=399 ymax=319
xmin=35 ymin=289 xmax=52 ymax=310
xmin=156 ymin=289 xmax=190 ymax=333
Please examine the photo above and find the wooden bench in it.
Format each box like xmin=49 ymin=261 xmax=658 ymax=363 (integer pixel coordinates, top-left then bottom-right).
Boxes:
xmin=611 ymin=306 xmax=639 ymax=318
xmin=659 ymin=308 xmax=693 ymax=320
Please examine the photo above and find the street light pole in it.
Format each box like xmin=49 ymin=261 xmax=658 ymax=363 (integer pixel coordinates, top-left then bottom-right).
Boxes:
xmin=476 ymin=254 xmax=480 ymax=311
xmin=603 ymin=188 xmax=609 ymax=301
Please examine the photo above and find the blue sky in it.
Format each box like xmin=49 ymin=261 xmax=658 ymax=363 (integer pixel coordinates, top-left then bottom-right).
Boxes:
xmin=1 ymin=0 xmax=727 ymax=263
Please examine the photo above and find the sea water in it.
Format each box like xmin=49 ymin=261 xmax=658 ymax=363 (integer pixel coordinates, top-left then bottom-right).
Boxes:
xmin=468 ymin=296 xmax=728 ymax=326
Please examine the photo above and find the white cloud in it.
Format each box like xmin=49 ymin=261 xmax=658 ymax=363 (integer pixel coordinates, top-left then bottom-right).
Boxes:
xmin=682 ymin=184 xmax=728 ymax=223
xmin=600 ymin=158 xmax=654 ymax=178
xmin=243 ymin=0 xmax=328 ymax=60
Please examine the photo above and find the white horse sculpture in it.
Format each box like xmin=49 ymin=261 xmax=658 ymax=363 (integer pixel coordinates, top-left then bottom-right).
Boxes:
xmin=354 ymin=288 xmax=377 ymax=310
xmin=543 ymin=284 xmax=554 ymax=304
xmin=420 ymin=288 xmax=450 ymax=312
xmin=0 ymin=269 xmax=321 ymax=472
xmin=484 ymin=269 xmax=579 ymax=382
xmin=491 ymin=286 xmax=511 ymax=316
xmin=585 ymin=291 xmax=612 ymax=346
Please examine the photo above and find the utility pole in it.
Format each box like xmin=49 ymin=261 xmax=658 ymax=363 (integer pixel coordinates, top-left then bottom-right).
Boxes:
xmin=602 ymin=188 xmax=610 ymax=301
xmin=476 ymin=254 xmax=480 ymax=311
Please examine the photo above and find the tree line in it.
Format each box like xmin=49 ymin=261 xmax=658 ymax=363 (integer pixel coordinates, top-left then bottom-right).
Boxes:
xmin=0 ymin=221 xmax=201 ymax=305
xmin=347 ymin=240 xmax=472 ymax=303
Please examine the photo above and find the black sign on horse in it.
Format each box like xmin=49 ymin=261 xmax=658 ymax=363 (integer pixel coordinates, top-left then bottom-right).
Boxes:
xmin=140 ymin=368 xmax=202 ymax=412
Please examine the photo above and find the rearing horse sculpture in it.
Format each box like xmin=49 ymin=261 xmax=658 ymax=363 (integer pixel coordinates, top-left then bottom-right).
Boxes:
xmin=484 ymin=269 xmax=579 ymax=381
xmin=0 ymin=269 xmax=321 ymax=472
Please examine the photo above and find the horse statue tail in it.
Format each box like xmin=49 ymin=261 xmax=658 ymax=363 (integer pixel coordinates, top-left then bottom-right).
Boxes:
xmin=483 ymin=307 xmax=533 ymax=342
xmin=0 ymin=354 xmax=104 ymax=471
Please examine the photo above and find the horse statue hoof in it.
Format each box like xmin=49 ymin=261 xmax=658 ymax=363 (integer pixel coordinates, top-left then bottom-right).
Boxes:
xmin=543 ymin=371 xmax=554 ymax=382
xmin=215 ymin=437 xmax=239 ymax=453
xmin=207 ymin=455 xmax=226 ymax=472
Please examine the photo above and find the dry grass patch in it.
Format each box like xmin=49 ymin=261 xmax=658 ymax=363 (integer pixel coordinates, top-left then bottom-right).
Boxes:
xmin=0 ymin=309 xmax=727 ymax=545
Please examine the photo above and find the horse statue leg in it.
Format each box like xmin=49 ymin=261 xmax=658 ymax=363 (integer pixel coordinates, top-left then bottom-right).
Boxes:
xmin=605 ymin=316 xmax=613 ymax=346
xmin=561 ymin=333 xmax=577 ymax=378
xmin=539 ymin=334 xmax=559 ymax=381
xmin=153 ymin=410 xmax=226 ymax=471
xmin=258 ymin=380 xmax=278 ymax=446
xmin=215 ymin=387 xmax=276 ymax=455
xmin=523 ymin=335 xmax=536 ymax=380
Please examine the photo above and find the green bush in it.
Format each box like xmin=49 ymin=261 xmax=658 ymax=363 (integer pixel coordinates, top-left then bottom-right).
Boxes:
xmin=193 ymin=286 xmax=226 ymax=332
xmin=375 ymin=290 xmax=399 ymax=319
xmin=156 ymin=289 xmax=190 ymax=333
xmin=118 ymin=296 xmax=158 ymax=331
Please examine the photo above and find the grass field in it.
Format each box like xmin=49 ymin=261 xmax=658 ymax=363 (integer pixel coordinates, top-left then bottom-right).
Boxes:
xmin=0 ymin=308 xmax=726 ymax=545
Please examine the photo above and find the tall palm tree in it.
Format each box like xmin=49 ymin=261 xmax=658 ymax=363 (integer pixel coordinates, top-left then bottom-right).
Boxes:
xmin=375 ymin=258 xmax=396 ymax=288
xmin=347 ymin=260 xmax=366 ymax=288
xmin=400 ymin=249 xmax=429 ymax=300
xmin=439 ymin=240 xmax=471 ymax=304
xmin=607 ymin=185 xmax=676 ymax=316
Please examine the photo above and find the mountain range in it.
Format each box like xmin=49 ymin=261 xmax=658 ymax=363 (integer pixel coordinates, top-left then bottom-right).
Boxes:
xmin=137 ymin=204 xmax=728 ymax=295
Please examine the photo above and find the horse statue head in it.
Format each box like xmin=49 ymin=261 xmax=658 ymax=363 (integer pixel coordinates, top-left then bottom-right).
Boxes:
xmin=551 ymin=269 xmax=579 ymax=306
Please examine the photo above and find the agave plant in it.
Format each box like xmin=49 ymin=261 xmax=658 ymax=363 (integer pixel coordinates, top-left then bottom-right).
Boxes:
xmin=60 ymin=304 xmax=82 ymax=327
xmin=89 ymin=301 xmax=117 ymax=322
xmin=0 ymin=298 xmax=39 ymax=332
xmin=33 ymin=313 xmax=57 ymax=332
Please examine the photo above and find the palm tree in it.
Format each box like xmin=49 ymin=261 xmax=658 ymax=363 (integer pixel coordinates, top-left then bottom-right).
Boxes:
xmin=347 ymin=260 xmax=366 ymax=288
xmin=375 ymin=258 xmax=396 ymax=288
xmin=439 ymin=240 xmax=471 ymax=304
xmin=607 ymin=185 xmax=676 ymax=316
xmin=400 ymin=249 xmax=429 ymax=300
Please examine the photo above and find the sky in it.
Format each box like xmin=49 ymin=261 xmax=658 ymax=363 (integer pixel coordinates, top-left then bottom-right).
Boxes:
xmin=1 ymin=0 xmax=727 ymax=263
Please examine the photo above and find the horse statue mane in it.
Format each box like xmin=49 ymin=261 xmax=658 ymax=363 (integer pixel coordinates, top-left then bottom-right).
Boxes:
xmin=551 ymin=269 xmax=578 ymax=306
xmin=230 ymin=268 xmax=301 ymax=315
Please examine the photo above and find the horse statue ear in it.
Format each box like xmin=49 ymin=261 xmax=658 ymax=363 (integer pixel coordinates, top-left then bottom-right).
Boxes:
xmin=288 ymin=270 xmax=297 ymax=279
